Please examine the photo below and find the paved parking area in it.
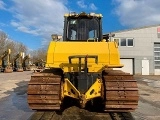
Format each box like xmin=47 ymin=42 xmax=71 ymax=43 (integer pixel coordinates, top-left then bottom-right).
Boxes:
xmin=0 ymin=71 xmax=33 ymax=120
xmin=132 ymin=75 xmax=160 ymax=120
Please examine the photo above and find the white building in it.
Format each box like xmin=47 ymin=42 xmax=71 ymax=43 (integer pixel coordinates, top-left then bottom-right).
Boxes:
xmin=107 ymin=24 xmax=160 ymax=75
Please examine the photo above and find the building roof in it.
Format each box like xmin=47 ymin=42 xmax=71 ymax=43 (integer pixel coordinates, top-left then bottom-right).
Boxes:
xmin=104 ymin=24 xmax=160 ymax=35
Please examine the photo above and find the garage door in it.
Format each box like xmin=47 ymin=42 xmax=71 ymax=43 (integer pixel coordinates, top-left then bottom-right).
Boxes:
xmin=114 ymin=59 xmax=133 ymax=74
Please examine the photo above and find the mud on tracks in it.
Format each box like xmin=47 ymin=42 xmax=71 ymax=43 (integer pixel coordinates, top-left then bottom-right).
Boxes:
xmin=29 ymin=106 xmax=134 ymax=120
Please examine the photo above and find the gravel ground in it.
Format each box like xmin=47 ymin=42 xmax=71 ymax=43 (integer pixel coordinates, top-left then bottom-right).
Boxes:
xmin=0 ymin=72 xmax=160 ymax=120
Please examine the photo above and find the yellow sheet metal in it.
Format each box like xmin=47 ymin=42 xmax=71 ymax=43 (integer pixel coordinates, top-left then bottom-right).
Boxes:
xmin=46 ymin=41 xmax=123 ymax=72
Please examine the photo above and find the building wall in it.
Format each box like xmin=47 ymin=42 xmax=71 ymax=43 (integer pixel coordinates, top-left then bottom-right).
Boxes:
xmin=111 ymin=25 xmax=160 ymax=75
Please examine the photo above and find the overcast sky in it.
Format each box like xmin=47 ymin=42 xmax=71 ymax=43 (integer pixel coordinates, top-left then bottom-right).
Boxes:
xmin=0 ymin=0 xmax=160 ymax=49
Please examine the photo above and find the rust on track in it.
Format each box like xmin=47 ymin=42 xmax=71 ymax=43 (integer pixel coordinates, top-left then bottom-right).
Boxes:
xmin=27 ymin=73 xmax=62 ymax=110
xmin=103 ymin=70 xmax=139 ymax=112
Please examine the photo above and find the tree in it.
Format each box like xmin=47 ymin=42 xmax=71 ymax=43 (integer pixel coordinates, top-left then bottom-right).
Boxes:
xmin=0 ymin=31 xmax=10 ymax=54
xmin=30 ymin=48 xmax=47 ymax=64
xmin=0 ymin=30 xmax=47 ymax=66
xmin=0 ymin=31 xmax=28 ymax=62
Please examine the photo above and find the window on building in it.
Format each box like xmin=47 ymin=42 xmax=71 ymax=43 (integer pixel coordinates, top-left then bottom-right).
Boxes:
xmin=127 ymin=38 xmax=134 ymax=46
xmin=154 ymin=43 xmax=160 ymax=47
xmin=154 ymin=52 xmax=160 ymax=56
xmin=121 ymin=38 xmax=126 ymax=46
xmin=154 ymin=43 xmax=160 ymax=69
xmin=155 ymin=61 xmax=160 ymax=64
xmin=113 ymin=38 xmax=134 ymax=47
xmin=154 ymin=48 xmax=160 ymax=51
xmin=155 ymin=56 xmax=160 ymax=60
xmin=155 ymin=66 xmax=160 ymax=69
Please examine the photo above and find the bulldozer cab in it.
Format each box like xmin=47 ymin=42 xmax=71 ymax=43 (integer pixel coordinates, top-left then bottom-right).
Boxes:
xmin=63 ymin=12 xmax=103 ymax=41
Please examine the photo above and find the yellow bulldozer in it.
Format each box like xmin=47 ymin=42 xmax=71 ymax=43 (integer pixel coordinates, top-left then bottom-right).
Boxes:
xmin=27 ymin=12 xmax=139 ymax=112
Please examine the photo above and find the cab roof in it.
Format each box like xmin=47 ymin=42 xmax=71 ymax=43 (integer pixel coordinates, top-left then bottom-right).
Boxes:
xmin=64 ymin=12 xmax=102 ymax=18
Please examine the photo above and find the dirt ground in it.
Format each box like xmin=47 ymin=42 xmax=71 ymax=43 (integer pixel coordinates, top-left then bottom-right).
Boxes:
xmin=0 ymin=72 xmax=160 ymax=120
